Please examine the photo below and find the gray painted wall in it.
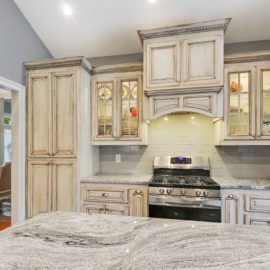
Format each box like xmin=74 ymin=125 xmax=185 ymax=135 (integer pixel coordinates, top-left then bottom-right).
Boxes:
xmin=0 ymin=0 xmax=52 ymax=85
xmin=90 ymin=40 xmax=270 ymax=67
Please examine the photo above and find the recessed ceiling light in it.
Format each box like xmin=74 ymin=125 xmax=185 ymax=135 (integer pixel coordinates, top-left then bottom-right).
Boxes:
xmin=62 ymin=3 xmax=72 ymax=16
xmin=148 ymin=0 xmax=157 ymax=4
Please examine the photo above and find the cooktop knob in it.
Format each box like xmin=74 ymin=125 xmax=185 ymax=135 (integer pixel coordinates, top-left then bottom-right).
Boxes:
xmin=167 ymin=189 xmax=172 ymax=195
xmin=159 ymin=189 xmax=165 ymax=194
xmin=196 ymin=190 xmax=201 ymax=196
xmin=181 ymin=189 xmax=186 ymax=195
xmin=203 ymin=191 xmax=209 ymax=197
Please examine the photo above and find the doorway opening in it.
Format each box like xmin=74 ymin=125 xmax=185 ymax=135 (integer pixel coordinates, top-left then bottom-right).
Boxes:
xmin=0 ymin=76 xmax=25 ymax=230
xmin=0 ymin=90 xmax=12 ymax=230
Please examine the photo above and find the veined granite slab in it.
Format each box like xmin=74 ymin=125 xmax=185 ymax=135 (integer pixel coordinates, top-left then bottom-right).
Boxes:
xmin=1 ymin=212 xmax=270 ymax=269
xmin=213 ymin=177 xmax=270 ymax=190
xmin=81 ymin=174 xmax=152 ymax=185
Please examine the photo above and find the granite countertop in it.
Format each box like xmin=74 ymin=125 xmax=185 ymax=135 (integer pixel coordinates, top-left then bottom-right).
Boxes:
xmin=1 ymin=212 xmax=270 ymax=269
xmin=82 ymin=173 xmax=270 ymax=190
xmin=213 ymin=177 xmax=270 ymax=190
xmin=81 ymin=174 xmax=153 ymax=185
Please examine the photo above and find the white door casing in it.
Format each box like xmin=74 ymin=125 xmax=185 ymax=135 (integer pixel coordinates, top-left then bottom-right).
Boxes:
xmin=0 ymin=76 xmax=26 ymax=224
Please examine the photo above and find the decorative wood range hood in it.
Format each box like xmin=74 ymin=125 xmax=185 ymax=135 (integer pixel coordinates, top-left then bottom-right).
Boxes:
xmin=138 ymin=18 xmax=231 ymax=119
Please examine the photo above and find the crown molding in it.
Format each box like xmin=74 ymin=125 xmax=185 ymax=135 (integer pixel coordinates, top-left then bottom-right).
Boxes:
xmin=145 ymin=86 xmax=222 ymax=97
xmin=24 ymin=56 xmax=92 ymax=73
xmin=138 ymin=18 xmax=231 ymax=42
xmin=225 ymin=50 xmax=270 ymax=64
xmin=91 ymin=62 xmax=143 ymax=75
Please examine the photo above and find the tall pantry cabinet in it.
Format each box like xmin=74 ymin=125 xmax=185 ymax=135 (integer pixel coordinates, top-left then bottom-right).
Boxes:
xmin=25 ymin=57 xmax=99 ymax=217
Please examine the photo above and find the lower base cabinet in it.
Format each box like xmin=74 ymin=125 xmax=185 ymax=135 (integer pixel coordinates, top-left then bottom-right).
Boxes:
xmin=81 ymin=183 xmax=148 ymax=217
xmin=82 ymin=203 xmax=129 ymax=216
xmin=222 ymin=189 xmax=270 ymax=226
xmin=27 ymin=159 xmax=76 ymax=217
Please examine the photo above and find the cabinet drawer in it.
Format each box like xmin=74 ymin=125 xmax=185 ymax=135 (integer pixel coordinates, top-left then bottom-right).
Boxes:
xmin=244 ymin=194 xmax=270 ymax=213
xmin=82 ymin=203 xmax=128 ymax=216
xmin=82 ymin=184 xmax=128 ymax=203
xmin=82 ymin=203 xmax=106 ymax=214
xmin=244 ymin=213 xmax=270 ymax=226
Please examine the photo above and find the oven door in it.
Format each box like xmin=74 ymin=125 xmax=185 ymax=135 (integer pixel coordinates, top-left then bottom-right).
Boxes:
xmin=149 ymin=195 xmax=221 ymax=223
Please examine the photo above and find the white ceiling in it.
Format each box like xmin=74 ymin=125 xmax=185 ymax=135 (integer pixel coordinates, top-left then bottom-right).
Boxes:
xmin=15 ymin=0 xmax=270 ymax=58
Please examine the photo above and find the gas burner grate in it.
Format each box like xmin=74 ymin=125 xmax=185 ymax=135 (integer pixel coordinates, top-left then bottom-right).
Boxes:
xmin=151 ymin=175 xmax=218 ymax=187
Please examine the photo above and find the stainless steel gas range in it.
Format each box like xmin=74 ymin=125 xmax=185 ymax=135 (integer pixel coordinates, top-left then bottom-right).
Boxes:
xmin=149 ymin=156 xmax=221 ymax=222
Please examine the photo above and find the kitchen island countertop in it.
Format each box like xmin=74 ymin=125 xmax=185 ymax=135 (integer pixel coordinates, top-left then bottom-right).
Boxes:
xmin=1 ymin=212 xmax=270 ymax=269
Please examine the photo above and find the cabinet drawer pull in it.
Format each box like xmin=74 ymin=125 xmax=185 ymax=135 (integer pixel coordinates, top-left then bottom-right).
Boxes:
xmin=102 ymin=193 xmax=108 ymax=197
xmin=133 ymin=190 xmax=143 ymax=195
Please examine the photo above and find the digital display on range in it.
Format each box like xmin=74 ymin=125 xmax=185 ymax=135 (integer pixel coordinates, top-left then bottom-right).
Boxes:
xmin=171 ymin=157 xmax=192 ymax=164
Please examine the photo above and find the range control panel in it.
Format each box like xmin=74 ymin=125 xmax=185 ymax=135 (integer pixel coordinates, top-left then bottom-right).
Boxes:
xmin=170 ymin=157 xmax=192 ymax=165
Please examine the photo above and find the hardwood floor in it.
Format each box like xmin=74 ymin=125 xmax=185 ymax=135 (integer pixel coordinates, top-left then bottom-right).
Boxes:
xmin=0 ymin=199 xmax=11 ymax=231
xmin=0 ymin=216 xmax=11 ymax=231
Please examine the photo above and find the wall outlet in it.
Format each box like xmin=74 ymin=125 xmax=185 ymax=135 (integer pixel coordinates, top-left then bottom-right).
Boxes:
xmin=115 ymin=154 xmax=121 ymax=163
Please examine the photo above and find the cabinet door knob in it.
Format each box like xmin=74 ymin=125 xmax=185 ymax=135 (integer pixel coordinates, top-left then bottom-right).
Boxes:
xmin=102 ymin=193 xmax=108 ymax=197
xmin=133 ymin=190 xmax=143 ymax=195
xmin=227 ymin=194 xmax=238 ymax=200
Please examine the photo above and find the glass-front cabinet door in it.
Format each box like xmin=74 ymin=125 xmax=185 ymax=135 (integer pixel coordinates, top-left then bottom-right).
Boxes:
xmin=119 ymin=78 xmax=141 ymax=140
xmin=97 ymin=82 xmax=114 ymax=138
xmin=257 ymin=65 xmax=270 ymax=139
xmin=225 ymin=66 xmax=256 ymax=140
xmin=92 ymin=71 xmax=146 ymax=145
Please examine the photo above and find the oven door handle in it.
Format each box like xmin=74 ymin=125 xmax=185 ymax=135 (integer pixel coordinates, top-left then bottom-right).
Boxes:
xmin=149 ymin=196 xmax=221 ymax=210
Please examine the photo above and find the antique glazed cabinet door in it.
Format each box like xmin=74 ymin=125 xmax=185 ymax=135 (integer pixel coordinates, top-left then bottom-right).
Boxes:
xmin=118 ymin=76 xmax=143 ymax=142
xmin=52 ymin=159 xmax=76 ymax=212
xmin=92 ymin=77 xmax=116 ymax=142
xmin=256 ymin=63 xmax=270 ymax=140
xmin=128 ymin=186 xmax=148 ymax=217
xmin=224 ymin=64 xmax=256 ymax=141
xmin=27 ymin=160 xmax=52 ymax=217
xmin=144 ymin=39 xmax=181 ymax=90
xmin=52 ymin=70 xmax=77 ymax=157
xmin=27 ymin=72 xmax=52 ymax=157
xmin=182 ymin=32 xmax=223 ymax=87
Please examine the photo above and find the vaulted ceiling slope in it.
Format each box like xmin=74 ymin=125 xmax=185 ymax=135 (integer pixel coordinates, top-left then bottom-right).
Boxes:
xmin=15 ymin=0 xmax=270 ymax=58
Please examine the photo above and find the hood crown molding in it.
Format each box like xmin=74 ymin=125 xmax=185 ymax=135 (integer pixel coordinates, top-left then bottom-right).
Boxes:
xmin=24 ymin=56 xmax=92 ymax=72
xmin=138 ymin=18 xmax=231 ymax=42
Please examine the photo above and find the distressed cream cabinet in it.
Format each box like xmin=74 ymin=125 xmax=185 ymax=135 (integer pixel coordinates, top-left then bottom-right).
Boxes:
xmin=91 ymin=63 xmax=148 ymax=145
xmin=27 ymin=70 xmax=77 ymax=157
xmin=27 ymin=159 xmax=76 ymax=217
xmin=138 ymin=19 xmax=231 ymax=96
xmin=215 ymin=51 xmax=270 ymax=145
xmin=222 ymin=189 xmax=270 ymax=226
xmin=81 ymin=183 xmax=148 ymax=217
xmin=26 ymin=57 xmax=98 ymax=218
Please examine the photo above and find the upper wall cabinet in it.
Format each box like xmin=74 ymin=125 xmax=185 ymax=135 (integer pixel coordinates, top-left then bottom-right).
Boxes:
xmin=91 ymin=63 xmax=148 ymax=145
xmin=138 ymin=18 xmax=231 ymax=96
xmin=214 ymin=51 xmax=270 ymax=145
